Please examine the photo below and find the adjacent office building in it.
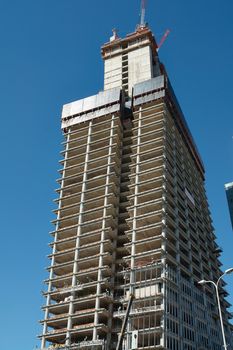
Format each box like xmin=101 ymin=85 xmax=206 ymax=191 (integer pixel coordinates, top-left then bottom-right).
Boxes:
xmin=225 ymin=182 xmax=233 ymax=229
xmin=40 ymin=24 xmax=233 ymax=350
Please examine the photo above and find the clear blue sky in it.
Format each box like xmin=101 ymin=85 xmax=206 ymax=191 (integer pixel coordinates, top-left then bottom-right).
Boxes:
xmin=0 ymin=1 xmax=232 ymax=349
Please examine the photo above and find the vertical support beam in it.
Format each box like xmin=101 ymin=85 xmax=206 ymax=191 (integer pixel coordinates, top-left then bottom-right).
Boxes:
xmin=93 ymin=114 xmax=115 ymax=341
xmin=41 ymin=129 xmax=71 ymax=349
xmin=162 ymin=104 xmax=168 ymax=266
xmin=106 ymin=117 xmax=123 ymax=347
xmin=162 ymin=107 xmax=173 ymax=348
xmin=65 ymin=121 xmax=93 ymax=346
xmin=126 ymin=106 xmax=142 ymax=348
xmin=130 ymin=106 xmax=142 ymax=288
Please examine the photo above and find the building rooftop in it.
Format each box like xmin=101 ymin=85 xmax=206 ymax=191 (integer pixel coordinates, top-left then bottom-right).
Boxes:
xmin=225 ymin=182 xmax=233 ymax=190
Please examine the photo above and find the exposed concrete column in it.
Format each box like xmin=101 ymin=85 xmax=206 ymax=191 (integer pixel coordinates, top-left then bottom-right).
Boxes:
xmin=125 ymin=107 xmax=142 ymax=349
xmin=41 ymin=129 xmax=71 ymax=350
xmin=130 ymin=106 xmax=142 ymax=290
xmin=160 ymin=110 xmax=168 ymax=349
xmin=106 ymin=118 xmax=123 ymax=347
xmin=65 ymin=121 xmax=92 ymax=346
xmin=93 ymin=114 xmax=115 ymax=341
xmin=161 ymin=180 xmax=167 ymax=267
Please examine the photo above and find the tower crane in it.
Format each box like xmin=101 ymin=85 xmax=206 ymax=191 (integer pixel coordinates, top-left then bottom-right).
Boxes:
xmin=157 ymin=29 xmax=170 ymax=51
xmin=140 ymin=0 xmax=147 ymax=27
xmin=115 ymin=294 xmax=135 ymax=350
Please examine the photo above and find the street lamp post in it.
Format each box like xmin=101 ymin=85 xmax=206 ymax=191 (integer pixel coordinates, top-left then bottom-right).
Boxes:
xmin=198 ymin=267 xmax=233 ymax=350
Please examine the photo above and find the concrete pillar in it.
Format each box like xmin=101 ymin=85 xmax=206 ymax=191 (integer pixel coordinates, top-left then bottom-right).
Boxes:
xmin=93 ymin=115 xmax=115 ymax=341
xmin=41 ymin=129 xmax=71 ymax=349
xmin=65 ymin=121 xmax=93 ymax=346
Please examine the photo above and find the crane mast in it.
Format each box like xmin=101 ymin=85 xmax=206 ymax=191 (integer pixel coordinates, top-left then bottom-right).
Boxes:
xmin=140 ymin=0 xmax=147 ymax=27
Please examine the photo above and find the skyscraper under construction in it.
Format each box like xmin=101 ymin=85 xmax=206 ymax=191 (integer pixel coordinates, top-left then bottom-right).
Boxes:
xmin=40 ymin=19 xmax=233 ymax=350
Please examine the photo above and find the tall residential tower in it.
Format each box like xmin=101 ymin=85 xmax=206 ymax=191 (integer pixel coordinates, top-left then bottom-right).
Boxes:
xmin=40 ymin=24 xmax=233 ymax=350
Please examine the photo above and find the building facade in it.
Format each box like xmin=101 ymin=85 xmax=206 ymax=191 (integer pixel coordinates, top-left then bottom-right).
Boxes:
xmin=225 ymin=182 xmax=233 ymax=230
xmin=40 ymin=26 xmax=233 ymax=350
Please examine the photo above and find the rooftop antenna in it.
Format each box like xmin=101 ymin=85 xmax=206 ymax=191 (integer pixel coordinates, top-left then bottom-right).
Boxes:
xmin=110 ymin=28 xmax=119 ymax=42
xmin=140 ymin=0 xmax=147 ymax=27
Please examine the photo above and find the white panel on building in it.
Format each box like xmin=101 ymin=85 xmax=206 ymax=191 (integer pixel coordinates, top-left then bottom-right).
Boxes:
xmin=104 ymin=56 xmax=122 ymax=90
xmin=128 ymin=46 xmax=153 ymax=95
xmin=132 ymin=330 xmax=139 ymax=349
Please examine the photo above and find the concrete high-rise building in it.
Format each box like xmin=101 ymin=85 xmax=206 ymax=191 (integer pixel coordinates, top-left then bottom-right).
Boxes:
xmin=40 ymin=24 xmax=233 ymax=350
xmin=225 ymin=182 xmax=233 ymax=229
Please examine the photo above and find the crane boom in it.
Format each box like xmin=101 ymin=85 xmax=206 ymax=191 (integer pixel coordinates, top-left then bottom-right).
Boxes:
xmin=157 ymin=29 xmax=170 ymax=51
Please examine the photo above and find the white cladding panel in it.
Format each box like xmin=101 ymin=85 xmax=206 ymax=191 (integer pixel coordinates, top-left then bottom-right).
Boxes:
xmin=61 ymin=87 xmax=121 ymax=128
xmin=104 ymin=56 xmax=122 ymax=90
xmin=126 ymin=285 xmax=160 ymax=300
xmin=128 ymin=46 xmax=153 ymax=95
xmin=131 ymin=331 xmax=139 ymax=349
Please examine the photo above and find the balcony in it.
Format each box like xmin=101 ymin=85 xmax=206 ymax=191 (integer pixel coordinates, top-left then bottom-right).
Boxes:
xmin=114 ymin=304 xmax=164 ymax=318
xmin=42 ymin=339 xmax=106 ymax=349
xmin=41 ymin=323 xmax=108 ymax=343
